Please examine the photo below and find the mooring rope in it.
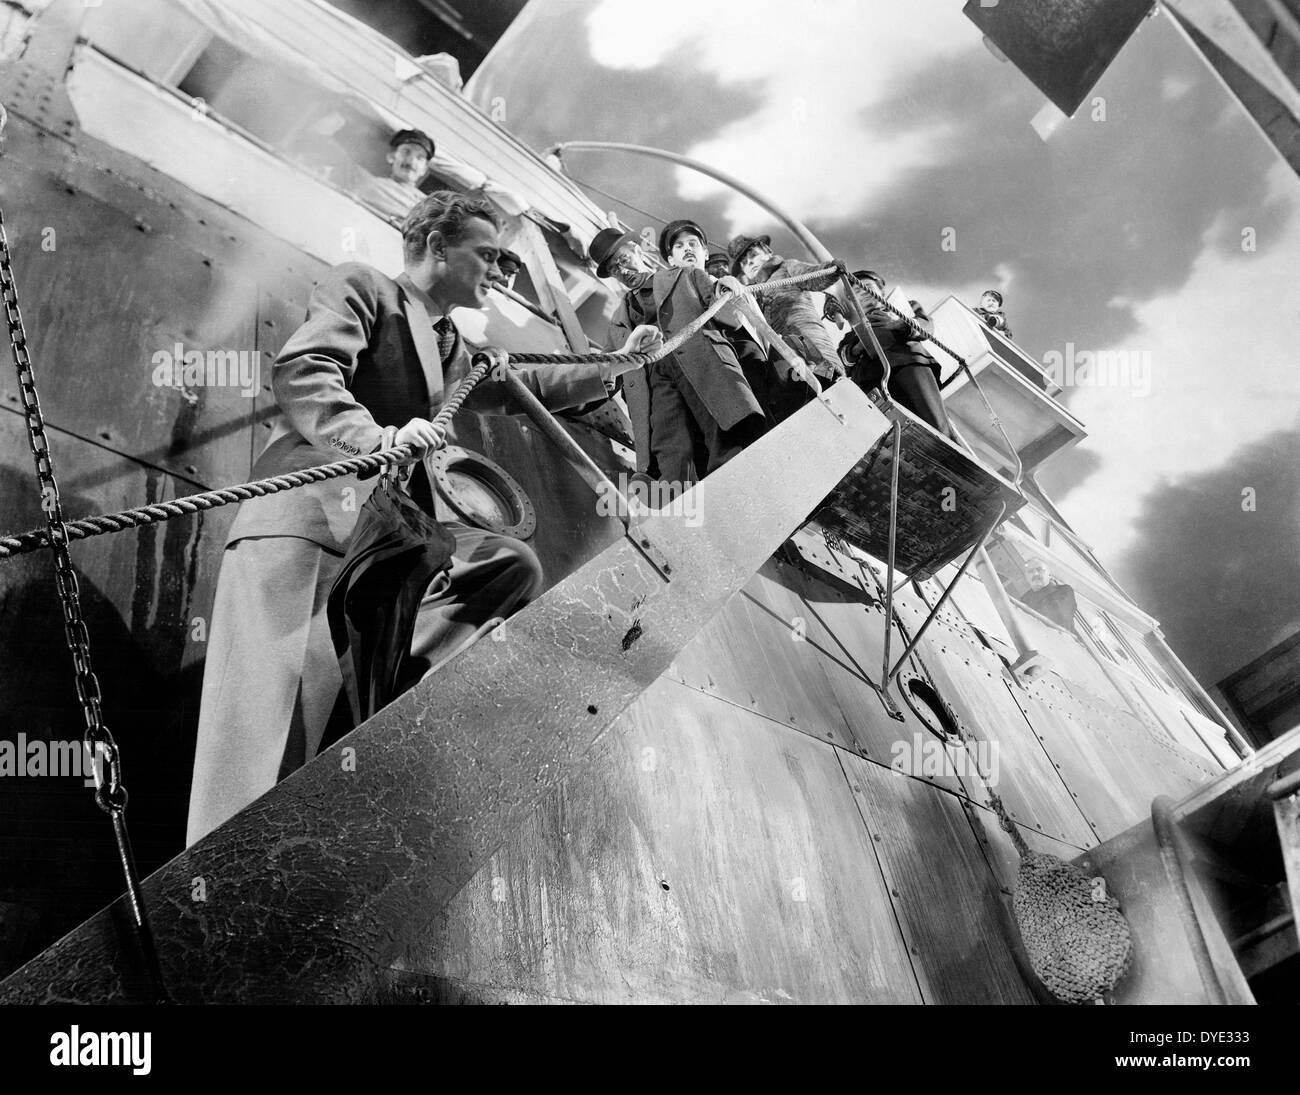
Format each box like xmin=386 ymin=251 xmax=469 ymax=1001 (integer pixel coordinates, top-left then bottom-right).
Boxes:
xmin=0 ymin=264 xmax=839 ymax=559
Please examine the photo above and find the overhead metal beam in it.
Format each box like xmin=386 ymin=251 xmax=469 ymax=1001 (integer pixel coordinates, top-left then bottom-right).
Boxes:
xmin=547 ymin=141 xmax=834 ymax=263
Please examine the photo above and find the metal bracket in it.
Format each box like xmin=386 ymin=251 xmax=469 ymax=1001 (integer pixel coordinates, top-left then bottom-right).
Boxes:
xmin=626 ymin=516 xmax=674 ymax=579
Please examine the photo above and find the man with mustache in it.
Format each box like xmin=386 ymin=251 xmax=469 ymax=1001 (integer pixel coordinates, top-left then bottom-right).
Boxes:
xmin=355 ymin=128 xmax=438 ymax=224
xmin=590 ymin=219 xmax=767 ymax=490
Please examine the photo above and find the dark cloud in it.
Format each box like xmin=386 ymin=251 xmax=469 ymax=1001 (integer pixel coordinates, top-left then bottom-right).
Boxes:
xmin=809 ymin=15 xmax=1291 ymax=367
xmin=1116 ymin=417 xmax=1300 ymax=683
xmin=1035 ymin=444 xmax=1104 ymax=502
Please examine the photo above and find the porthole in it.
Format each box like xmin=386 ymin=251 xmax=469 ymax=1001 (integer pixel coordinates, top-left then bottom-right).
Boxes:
xmin=900 ymin=677 xmax=962 ymax=743
xmin=427 ymin=446 xmax=536 ymax=540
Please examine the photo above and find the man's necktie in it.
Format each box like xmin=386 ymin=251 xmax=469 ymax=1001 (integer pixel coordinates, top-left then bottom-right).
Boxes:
xmin=433 ymin=316 xmax=457 ymax=363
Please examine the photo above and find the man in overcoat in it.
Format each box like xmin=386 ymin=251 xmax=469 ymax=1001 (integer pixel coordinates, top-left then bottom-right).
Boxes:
xmin=589 ymin=221 xmax=767 ymax=486
xmin=186 ymin=191 xmax=659 ymax=844
xmin=727 ymin=233 xmax=842 ymax=380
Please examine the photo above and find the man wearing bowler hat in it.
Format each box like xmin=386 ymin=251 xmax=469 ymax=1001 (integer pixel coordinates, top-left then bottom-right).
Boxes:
xmin=589 ymin=220 xmax=767 ymax=488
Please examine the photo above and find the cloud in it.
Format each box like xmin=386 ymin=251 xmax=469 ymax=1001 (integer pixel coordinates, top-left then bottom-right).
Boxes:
xmin=474 ymin=1 xmax=1300 ymax=654
xmin=586 ymin=0 xmax=978 ymax=232
xmin=1119 ymin=418 xmax=1300 ymax=682
xmin=1043 ymin=158 xmax=1300 ymax=562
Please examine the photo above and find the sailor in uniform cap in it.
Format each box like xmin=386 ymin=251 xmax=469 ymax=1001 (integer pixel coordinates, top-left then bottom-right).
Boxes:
xmin=355 ymin=127 xmax=438 ymax=223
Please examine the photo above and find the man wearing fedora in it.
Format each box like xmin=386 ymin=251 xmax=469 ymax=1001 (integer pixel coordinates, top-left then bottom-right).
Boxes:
xmin=727 ymin=234 xmax=842 ymax=381
xmin=701 ymin=241 xmax=785 ymax=425
xmin=588 ymin=220 xmax=767 ymax=488
xmin=187 ymin=191 xmax=662 ymax=845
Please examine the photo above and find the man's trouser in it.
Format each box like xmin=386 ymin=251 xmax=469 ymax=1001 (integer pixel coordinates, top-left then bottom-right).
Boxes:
xmin=185 ymin=522 xmax=542 ymax=845
xmin=850 ymin=356 xmax=952 ymax=435
xmin=646 ymin=356 xmax=767 ymax=487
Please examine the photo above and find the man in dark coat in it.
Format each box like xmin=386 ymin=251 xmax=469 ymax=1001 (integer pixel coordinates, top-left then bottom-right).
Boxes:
xmin=974 ymin=289 xmax=1013 ymax=339
xmin=838 ymin=270 xmax=952 ymax=435
xmin=728 ymin=233 xmax=842 ymax=379
xmin=591 ymin=221 xmax=767 ymax=486
xmin=1020 ymin=558 xmax=1078 ymax=630
xmin=187 ymin=191 xmax=660 ymax=844
xmin=682 ymin=230 xmax=783 ymax=425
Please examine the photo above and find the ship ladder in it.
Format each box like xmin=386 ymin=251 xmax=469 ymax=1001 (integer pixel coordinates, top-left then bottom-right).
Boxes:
xmin=806 ymin=270 xmax=1029 ymax=714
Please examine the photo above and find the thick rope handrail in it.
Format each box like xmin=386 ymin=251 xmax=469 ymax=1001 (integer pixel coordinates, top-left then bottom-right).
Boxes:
xmin=0 ymin=266 xmax=840 ymax=561
xmin=0 ymin=357 xmax=493 ymax=559
xmin=506 ymin=263 xmax=839 ymax=365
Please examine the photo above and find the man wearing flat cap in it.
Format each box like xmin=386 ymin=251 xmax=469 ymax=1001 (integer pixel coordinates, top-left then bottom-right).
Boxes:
xmin=355 ymin=128 xmax=438 ymax=223
xmin=588 ymin=220 xmax=767 ymax=488
xmin=974 ymin=288 xmax=1013 ymax=339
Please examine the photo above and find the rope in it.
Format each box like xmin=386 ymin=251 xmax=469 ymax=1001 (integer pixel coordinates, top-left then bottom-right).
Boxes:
xmin=0 ymin=358 xmax=493 ymax=559
xmin=506 ymin=264 xmax=839 ymax=365
xmin=0 ymin=267 xmax=837 ymax=560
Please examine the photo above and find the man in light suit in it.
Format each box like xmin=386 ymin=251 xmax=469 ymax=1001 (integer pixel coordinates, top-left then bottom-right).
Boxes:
xmin=590 ymin=220 xmax=767 ymax=487
xmin=187 ymin=191 xmax=660 ymax=844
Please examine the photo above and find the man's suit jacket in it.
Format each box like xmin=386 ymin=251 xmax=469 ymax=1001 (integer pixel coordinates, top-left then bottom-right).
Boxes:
xmin=608 ymin=266 xmax=763 ymax=475
xmin=228 ymin=261 xmax=610 ymax=553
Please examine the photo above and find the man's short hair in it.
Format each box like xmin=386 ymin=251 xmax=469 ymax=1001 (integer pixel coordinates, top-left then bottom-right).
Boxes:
xmin=401 ymin=191 xmax=499 ymax=262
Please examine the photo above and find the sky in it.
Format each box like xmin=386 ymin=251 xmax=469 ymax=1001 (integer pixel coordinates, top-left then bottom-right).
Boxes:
xmin=469 ymin=0 xmax=1300 ymax=684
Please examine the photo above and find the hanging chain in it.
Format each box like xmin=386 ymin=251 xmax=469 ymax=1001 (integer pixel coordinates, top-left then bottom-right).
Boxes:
xmin=0 ymin=207 xmax=168 ymax=1000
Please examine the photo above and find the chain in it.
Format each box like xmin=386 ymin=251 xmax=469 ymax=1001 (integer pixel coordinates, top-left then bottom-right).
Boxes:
xmin=1 ymin=207 xmax=168 ymax=1000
